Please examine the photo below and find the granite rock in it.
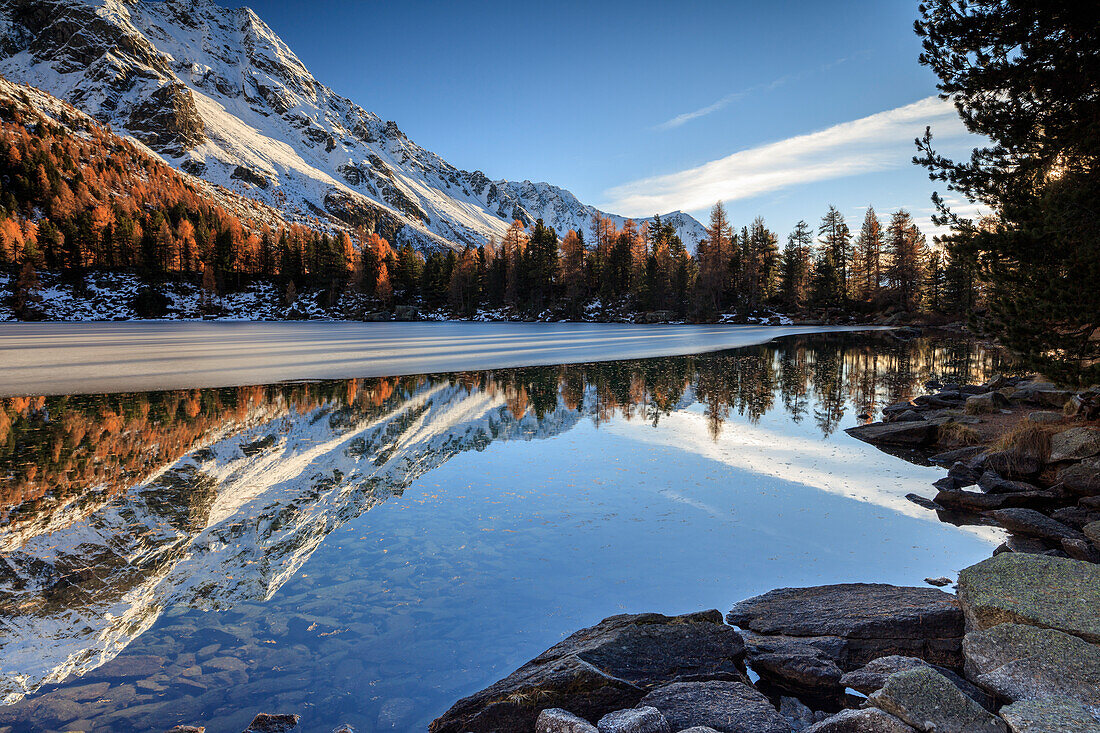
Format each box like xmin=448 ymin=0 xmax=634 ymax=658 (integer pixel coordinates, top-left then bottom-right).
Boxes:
xmin=998 ymin=698 xmax=1100 ymax=733
xmin=430 ymin=611 xmax=745 ymax=733
xmin=962 ymin=623 xmax=1100 ymax=707
xmin=637 ymin=681 xmax=789 ymax=733
xmin=956 ymin=553 xmax=1100 ymax=643
xmin=867 ymin=667 xmax=1006 ymax=732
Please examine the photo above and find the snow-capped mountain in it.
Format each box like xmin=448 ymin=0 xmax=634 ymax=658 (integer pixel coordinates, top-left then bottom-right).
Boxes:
xmin=0 ymin=376 xmax=586 ymax=705
xmin=0 ymin=0 xmax=706 ymax=251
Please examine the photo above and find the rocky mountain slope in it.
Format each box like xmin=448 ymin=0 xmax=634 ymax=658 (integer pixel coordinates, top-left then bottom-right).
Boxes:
xmin=0 ymin=0 xmax=705 ymax=251
xmin=0 ymin=71 xmax=314 ymax=233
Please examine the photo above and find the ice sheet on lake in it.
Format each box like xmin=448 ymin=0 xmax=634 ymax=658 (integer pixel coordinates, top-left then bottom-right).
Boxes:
xmin=0 ymin=322 xmax=876 ymax=397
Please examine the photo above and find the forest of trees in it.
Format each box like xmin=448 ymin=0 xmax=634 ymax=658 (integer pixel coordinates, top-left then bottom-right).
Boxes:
xmin=0 ymin=83 xmax=971 ymax=323
xmin=0 ymin=90 xmax=367 ymax=316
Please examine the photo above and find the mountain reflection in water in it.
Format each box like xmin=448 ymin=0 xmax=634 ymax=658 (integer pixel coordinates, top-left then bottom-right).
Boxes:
xmin=0 ymin=332 xmax=1006 ymax=732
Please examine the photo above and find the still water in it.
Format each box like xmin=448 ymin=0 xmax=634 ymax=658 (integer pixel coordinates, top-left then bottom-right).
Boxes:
xmin=0 ymin=332 xmax=1006 ymax=732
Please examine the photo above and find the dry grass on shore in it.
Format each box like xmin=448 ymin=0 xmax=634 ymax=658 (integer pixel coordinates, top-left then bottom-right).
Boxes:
xmin=989 ymin=422 xmax=1054 ymax=459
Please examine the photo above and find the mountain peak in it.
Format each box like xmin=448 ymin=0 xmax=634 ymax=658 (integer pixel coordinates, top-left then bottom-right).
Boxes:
xmin=0 ymin=0 xmax=705 ymax=251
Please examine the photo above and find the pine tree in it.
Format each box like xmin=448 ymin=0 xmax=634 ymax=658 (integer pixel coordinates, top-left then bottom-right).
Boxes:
xmin=818 ymin=206 xmax=851 ymax=302
xmin=448 ymin=246 xmax=481 ymax=316
xmin=201 ymin=262 xmax=217 ymax=310
xmin=697 ymin=202 xmax=732 ymax=314
xmin=10 ymin=259 xmax=41 ymax=319
xmin=940 ymin=227 xmax=981 ymax=316
xmin=885 ymin=210 xmax=927 ymax=313
xmin=669 ymin=227 xmax=692 ymax=316
xmin=502 ymin=219 xmax=527 ymax=307
xmin=560 ymin=229 xmax=587 ymax=314
xmin=779 ymin=220 xmax=813 ymax=309
xmin=419 ymin=251 xmax=452 ymax=308
xmin=376 ymin=262 xmax=393 ymax=305
xmin=852 ymin=207 xmax=882 ymax=302
xmin=925 ymin=248 xmax=946 ymax=312
xmin=644 ymin=217 xmax=678 ymax=311
xmin=393 ymin=243 xmax=423 ymax=298
xmin=756 ymin=218 xmax=780 ymax=304
xmin=589 ymin=213 xmax=615 ymax=298
xmin=525 ymin=219 xmax=559 ymax=309
xmin=607 ymin=220 xmax=637 ymax=299
xmin=810 ymin=247 xmax=842 ymax=309
xmin=915 ymin=0 xmax=1100 ymax=381
xmin=483 ymin=235 xmax=506 ymax=307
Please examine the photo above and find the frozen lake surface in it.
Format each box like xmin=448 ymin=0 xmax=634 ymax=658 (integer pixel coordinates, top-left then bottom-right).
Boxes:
xmin=0 ymin=321 xmax=877 ymax=396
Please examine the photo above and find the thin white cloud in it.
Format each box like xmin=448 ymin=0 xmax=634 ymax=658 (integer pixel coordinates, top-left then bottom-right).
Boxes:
xmin=606 ymin=96 xmax=972 ymax=217
xmin=657 ymin=90 xmax=749 ymax=131
xmin=656 ymin=54 xmax=862 ymax=131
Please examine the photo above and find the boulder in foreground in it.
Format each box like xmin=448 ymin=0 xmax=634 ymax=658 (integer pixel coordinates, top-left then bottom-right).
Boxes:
xmin=867 ymin=667 xmax=1006 ymax=732
xmin=962 ymin=623 xmax=1100 ymax=707
xmin=727 ymin=584 xmax=963 ymax=668
xmin=1060 ymin=457 xmax=1100 ymax=495
xmin=429 ymin=611 xmax=745 ymax=733
xmin=839 ymin=655 xmax=993 ymax=709
xmin=803 ymin=708 xmax=917 ymax=733
xmin=845 ymin=422 xmax=936 ymax=446
xmin=998 ymin=698 xmax=1100 ymax=733
xmin=595 ymin=706 xmax=670 ymax=733
xmin=983 ymin=508 xmax=1086 ymax=543
xmin=737 ymin=631 xmax=844 ymax=697
xmin=956 ymin=553 xmax=1100 ymax=643
xmin=636 ymin=681 xmax=789 ymax=733
xmin=536 ymin=709 xmax=597 ymax=733
xmin=1049 ymin=426 xmax=1100 ymax=462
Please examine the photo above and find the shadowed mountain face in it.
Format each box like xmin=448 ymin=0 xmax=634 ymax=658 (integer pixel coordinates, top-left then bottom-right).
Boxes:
xmin=0 ymin=0 xmax=706 ymax=251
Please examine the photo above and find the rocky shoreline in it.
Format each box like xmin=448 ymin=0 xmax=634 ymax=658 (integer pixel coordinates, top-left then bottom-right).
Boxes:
xmin=425 ymin=374 xmax=1100 ymax=733
xmin=848 ymin=374 xmax=1100 ymax=562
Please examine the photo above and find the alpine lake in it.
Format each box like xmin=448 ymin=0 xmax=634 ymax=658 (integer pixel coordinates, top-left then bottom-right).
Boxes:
xmin=0 ymin=326 xmax=1009 ymax=732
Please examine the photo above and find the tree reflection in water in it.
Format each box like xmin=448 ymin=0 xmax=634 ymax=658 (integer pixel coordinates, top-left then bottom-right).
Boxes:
xmin=1 ymin=332 xmax=1005 ymax=531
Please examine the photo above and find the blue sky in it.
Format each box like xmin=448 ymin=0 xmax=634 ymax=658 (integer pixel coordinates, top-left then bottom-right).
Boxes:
xmin=225 ymin=0 xmax=984 ymax=239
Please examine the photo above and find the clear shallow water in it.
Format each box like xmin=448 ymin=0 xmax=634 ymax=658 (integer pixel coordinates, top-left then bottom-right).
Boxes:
xmin=0 ymin=332 xmax=1006 ymax=732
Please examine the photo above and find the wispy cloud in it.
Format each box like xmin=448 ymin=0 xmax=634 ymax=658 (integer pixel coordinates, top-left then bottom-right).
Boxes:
xmin=656 ymin=89 xmax=756 ymax=131
xmin=605 ymin=96 xmax=971 ymax=217
xmin=655 ymin=54 xmax=862 ymax=131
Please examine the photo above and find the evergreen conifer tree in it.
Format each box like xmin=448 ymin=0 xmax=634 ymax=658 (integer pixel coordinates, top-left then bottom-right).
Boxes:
xmin=810 ymin=247 xmax=842 ymax=309
xmin=885 ymin=210 xmax=927 ymax=313
xmin=779 ymin=220 xmax=813 ymax=309
xmin=915 ymin=0 xmax=1100 ymax=381
xmin=818 ymin=206 xmax=851 ymax=303
xmin=853 ymin=207 xmax=883 ymax=302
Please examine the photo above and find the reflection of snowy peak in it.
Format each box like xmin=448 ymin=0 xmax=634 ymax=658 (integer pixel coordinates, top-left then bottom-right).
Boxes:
xmin=0 ymin=380 xmax=582 ymax=704
xmin=0 ymin=0 xmax=705 ymax=250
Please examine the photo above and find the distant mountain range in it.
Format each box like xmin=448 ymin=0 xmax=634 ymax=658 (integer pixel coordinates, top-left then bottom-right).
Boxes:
xmin=0 ymin=0 xmax=705 ymax=251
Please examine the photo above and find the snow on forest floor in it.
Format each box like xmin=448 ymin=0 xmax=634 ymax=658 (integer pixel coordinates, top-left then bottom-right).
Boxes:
xmin=0 ymin=272 xmax=336 ymax=322
xmin=0 ymin=271 xmax=794 ymax=325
